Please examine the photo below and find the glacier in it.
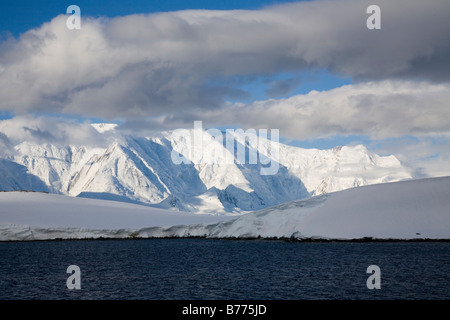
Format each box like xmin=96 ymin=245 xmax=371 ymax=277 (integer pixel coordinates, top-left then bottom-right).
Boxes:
xmin=1 ymin=176 xmax=449 ymax=241
xmin=0 ymin=124 xmax=413 ymax=214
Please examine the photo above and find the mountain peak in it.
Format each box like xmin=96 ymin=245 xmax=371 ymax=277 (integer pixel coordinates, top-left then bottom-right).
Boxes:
xmin=1 ymin=126 xmax=413 ymax=214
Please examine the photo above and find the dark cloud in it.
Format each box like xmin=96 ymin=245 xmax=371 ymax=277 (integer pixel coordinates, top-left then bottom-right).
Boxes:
xmin=0 ymin=132 xmax=14 ymax=157
xmin=265 ymin=77 xmax=302 ymax=98
xmin=23 ymin=126 xmax=57 ymax=142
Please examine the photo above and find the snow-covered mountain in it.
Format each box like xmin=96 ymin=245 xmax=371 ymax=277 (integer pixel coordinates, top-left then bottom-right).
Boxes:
xmin=0 ymin=124 xmax=412 ymax=214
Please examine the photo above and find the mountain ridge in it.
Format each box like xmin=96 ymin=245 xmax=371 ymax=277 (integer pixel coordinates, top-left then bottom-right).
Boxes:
xmin=0 ymin=124 xmax=413 ymax=214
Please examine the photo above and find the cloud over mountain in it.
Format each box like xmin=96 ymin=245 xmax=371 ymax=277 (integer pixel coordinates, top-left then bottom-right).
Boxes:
xmin=198 ymin=80 xmax=450 ymax=140
xmin=0 ymin=0 xmax=449 ymax=121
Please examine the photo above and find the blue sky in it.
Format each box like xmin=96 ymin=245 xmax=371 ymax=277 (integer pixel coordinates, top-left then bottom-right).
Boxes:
xmin=0 ymin=0 xmax=305 ymax=37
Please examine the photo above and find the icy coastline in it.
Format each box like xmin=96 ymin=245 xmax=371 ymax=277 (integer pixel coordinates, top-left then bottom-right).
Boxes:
xmin=1 ymin=176 xmax=449 ymax=241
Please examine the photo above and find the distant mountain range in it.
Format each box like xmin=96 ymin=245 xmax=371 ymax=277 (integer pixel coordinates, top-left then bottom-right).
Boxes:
xmin=0 ymin=124 xmax=412 ymax=214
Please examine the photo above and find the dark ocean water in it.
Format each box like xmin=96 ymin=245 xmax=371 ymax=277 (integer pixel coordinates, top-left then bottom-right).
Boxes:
xmin=0 ymin=239 xmax=448 ymax=300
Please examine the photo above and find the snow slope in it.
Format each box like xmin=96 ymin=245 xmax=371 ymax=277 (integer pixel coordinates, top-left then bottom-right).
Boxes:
xmin=1 ymin=124 xmax=412 ymax=214
xmin=1 ymin=176 xmax=448 ymax=241
xmin=0 ymin=192 xmax=230 ymax=241
xmin=198 ymin=176 xmax=450 ymax=240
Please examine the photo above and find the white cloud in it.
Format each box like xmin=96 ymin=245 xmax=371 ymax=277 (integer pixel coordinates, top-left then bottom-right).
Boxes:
xmin=0 ymin=0 xmax=449 ymax=119
xmin=369 ymin=134 xmax=450 ymax=178
xmin=185 ymin=80 xmax=450 ymax=140
xmin=0 ymin=116 xmax=117 ymax=147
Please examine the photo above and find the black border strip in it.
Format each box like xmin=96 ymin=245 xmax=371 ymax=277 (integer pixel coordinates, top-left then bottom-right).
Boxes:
xmin=0 ymin=300 xmax=447 ymax=318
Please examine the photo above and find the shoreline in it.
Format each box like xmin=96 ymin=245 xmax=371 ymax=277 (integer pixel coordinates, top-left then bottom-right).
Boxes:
xmin=1 ymin=235 xmax=449 ymax=243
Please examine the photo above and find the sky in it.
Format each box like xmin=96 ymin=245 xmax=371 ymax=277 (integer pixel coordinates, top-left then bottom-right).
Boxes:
xmin=0 ymin=0 xmax=449 ymax=178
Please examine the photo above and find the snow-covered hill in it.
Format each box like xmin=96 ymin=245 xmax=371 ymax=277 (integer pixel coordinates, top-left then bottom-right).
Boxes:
xmin=0 ymin=191 xmax=230 ymax=241
xmin=1 ymin=124 xmax=412 ymax=214
xmin=1 ymin=176 xmax=448 ymax=241
xmin=196 ymin=176 xmax=450 ymax=240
